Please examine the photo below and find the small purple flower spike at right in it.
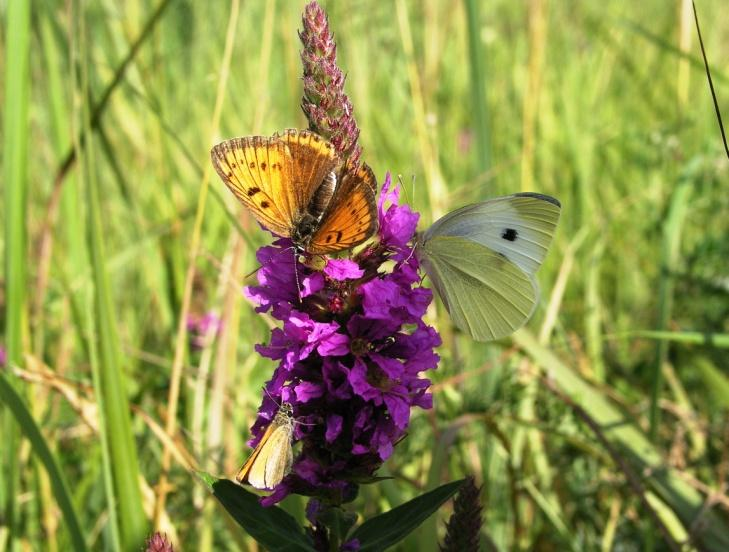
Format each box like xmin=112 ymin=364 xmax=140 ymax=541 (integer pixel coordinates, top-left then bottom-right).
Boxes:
xmin=145 ymin=532 xmax=174 ymax=552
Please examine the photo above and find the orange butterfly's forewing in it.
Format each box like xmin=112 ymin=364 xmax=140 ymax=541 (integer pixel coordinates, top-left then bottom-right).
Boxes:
xmin=210 ymin=130 xmax=338 ymax=238
xmin=211 ymin=129 xmax=378 ymax=254
xmin=308 ymin=162 xmax=379 ymax=254
xmin=277 ymin=129 xmax=339 ymax=217
xmin=211 ymin=136 xmax=291 ymax=236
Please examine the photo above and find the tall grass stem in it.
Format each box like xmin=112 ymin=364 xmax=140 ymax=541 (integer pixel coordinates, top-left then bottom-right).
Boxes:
xmin=153 ymin=0 xmax=241 ymax=529
xmin=2 ymin=0 xmax=31 ymax=543
xmin=76 ymin=3 xmax=148 ymax=547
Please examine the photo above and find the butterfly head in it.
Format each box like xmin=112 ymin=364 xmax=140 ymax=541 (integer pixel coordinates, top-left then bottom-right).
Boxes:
xmin=279 ymin=402 xmax=294 ymax=417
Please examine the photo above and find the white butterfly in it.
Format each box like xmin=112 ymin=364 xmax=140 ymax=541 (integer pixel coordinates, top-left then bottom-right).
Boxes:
xmin=417 ymin=193 xmax=561 ymax=342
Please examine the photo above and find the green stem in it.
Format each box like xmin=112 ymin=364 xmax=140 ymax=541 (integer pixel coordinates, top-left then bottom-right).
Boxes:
xmin=2 ymin=0 xmax=31 ymax=544
xmin=649 ymin=169 xmax=694 ymax=441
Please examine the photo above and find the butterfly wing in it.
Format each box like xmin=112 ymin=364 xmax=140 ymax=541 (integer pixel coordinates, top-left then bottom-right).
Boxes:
xmin=263 ymin=426 xmax=294 ymax=489
xmin=238 ymin=422 xmax=293 ymax=490
xmin=420 ymin=235 xmax=538 ymax=341
xmin=210 ymin=130 xmax=338 ymax=237
xmin=307 ymin=162 xmax=379 ymax=254
xmin=424 ymin=193 xmax=561 ymax=275
xmin=277 ymin=129 xmax=340 ymax=223
xmin=236 ymin=420 xmax=276 ymax=485
xmin=419 ymin=193 xmax=560 ymax=342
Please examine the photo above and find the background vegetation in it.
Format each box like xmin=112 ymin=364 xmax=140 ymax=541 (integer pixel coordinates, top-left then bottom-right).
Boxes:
xmin=1 ymin=0 xmax=728 ymax=550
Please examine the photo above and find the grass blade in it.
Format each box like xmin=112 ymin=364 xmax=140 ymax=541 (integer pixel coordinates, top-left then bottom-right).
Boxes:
xmin=618 ymin=330 xmax=729 ymax=348
xmin=75 ymin=4 xmax=148 ymax=548
xmin=649 ymin=167 xmax=695 ymax=441
xmin=2 ymin=0 xmax=31 ymax=542
xmin=154 ymin=0 xmax=242 ymax=527
xmin=0 ymin=373 xmax=88 ymax=551
xmin=513 ymin=329 xmax=729 ymax=550
xmin=463 ymin=0 xmax=490 ymax=174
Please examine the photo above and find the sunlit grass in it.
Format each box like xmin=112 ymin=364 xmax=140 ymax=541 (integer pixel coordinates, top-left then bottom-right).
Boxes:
xmin=1 ymin=0 xmax=729 ymax=550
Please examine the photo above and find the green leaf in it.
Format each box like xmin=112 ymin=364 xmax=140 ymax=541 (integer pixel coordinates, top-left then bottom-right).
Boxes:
xmin=351 ymin=479 xmax=464 ymax=551
xmin=694 ymin=356 xmax=729 ymax=409
xmin=196 ymin=470 xmax=218 ymax=490
xmin=0 ymin=372 xmax=88 ymax=551
xmin=211 ymin=479 xmax=316 ymax=551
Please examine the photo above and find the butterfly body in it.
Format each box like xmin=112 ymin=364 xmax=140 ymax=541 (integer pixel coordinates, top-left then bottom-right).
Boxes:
xmin=236 ymin=403 xmax=295 ymax=490
xmin=418 ymin=193 xmax=561 ymax=342
xmin=211 ymin=129 xmax=378 ymax=254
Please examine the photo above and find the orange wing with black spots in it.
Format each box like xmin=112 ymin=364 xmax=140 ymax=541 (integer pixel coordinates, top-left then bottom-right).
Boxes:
xmin=277 ymin=129 xmax=340 ymax=217
xmin=308 ymin=162 xmax=379 ymax=254
xmin=210 ymin=130 xmax=338 ymax=237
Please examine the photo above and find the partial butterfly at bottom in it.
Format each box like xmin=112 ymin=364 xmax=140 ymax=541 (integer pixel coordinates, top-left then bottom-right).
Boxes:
xmin=211 ymin=129 xmax=378 ymax=254
xmin=417 ymin=193 xmax=561 ymax=342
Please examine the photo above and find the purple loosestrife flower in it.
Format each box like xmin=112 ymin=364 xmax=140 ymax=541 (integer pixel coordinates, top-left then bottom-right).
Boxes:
xmin=186 ymin=311 xmax=222 ymax=349
xmin=244 ymin=174 xmax=441 ymax=505
xmin=145 ymin=533 xmax=174 ymax=552
xmin=300 ymin=1 xmax=362 ymax=167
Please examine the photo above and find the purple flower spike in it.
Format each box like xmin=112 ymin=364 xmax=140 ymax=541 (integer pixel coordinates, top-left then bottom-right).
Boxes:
xmin=145 ymin=533 xmax=174 ymax=552
xmin=300 ymin=1 xmax=362 ymax=166
xmin=243 ymin=174 xmax=440 ymax=505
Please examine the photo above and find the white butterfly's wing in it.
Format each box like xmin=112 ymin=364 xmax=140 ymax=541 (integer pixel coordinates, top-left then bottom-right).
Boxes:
xmin=424 ymin=193 xmax=560 ymax=276
xmin=419 ymin=193 xmax=560 ymax=342
xmin=420 ymin=236 xmax=538 ymax=341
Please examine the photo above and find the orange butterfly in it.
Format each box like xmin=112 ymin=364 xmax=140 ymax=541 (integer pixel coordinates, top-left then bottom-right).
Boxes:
xmin=210 ymin=129 xmax=378 ymax=254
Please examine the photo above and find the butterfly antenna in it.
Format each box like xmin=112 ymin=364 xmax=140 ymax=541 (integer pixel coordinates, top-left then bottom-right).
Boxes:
xmin=244 ymin=265 xmax=262 ymax=280
xmin=292 ymin=248 xmax=303 ymax=303
xmin=262 ymin=386 xmax=282 ymax=408
xmin=396 ymin=174 xmax=408 ymax=203
xmin=244 ymin=244 xmax=296 ymax=281
xmin=401 ymin=242 xmax=418 ymax=266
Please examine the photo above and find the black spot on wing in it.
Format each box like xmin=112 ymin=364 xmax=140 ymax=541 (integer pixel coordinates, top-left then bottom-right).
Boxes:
xmin=502 ymin=228 xmax=518 ymax=241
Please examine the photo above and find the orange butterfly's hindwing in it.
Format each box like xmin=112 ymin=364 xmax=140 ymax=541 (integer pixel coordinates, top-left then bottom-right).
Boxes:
xmin=211 ymin=129 xmax=378 ymax=254
xmin=306 ymin=162 xmax=379 ymax=254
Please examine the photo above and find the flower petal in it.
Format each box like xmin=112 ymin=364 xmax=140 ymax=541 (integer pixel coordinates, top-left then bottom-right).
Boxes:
xmin=324 ymin=258 xmax=365 ymax=280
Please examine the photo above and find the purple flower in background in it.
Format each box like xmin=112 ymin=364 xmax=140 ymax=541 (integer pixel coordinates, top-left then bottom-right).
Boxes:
xmin=145 ymin=533 xmax=174 ymax=552
xmin=244 ymin=174 xmax=441 ymax=505
xmin=186 ymin=311 xmax=222 ymax=349
xmin=0 ymin=345 xmax=6 ymax=367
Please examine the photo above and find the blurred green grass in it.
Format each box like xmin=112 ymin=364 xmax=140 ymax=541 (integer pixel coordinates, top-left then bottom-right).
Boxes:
xmin=2 ymin=0 xmax=729 ymax=550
